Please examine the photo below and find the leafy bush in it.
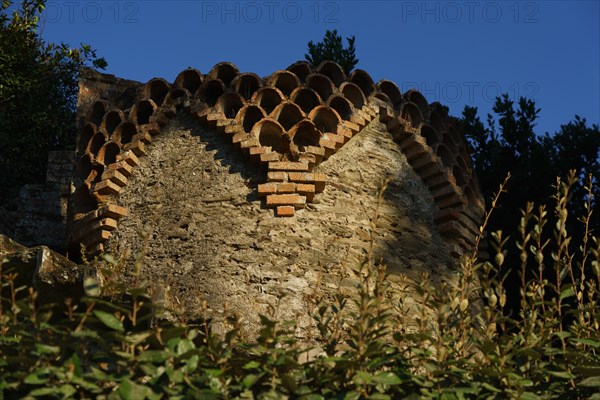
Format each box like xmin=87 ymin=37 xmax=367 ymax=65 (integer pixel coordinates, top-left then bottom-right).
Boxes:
xmin=0 ymin=0 xmax=106 ymax=204
xmin=1 ymin=175 xmax=599 ymax=399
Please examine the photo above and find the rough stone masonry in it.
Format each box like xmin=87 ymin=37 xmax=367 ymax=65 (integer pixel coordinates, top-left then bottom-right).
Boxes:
xmin=2 ymin=61 xmax=485 ymax=340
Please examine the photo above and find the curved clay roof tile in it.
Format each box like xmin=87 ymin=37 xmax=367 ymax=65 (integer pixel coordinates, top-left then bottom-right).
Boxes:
xmin=267 ymin=70 xmax=301 ymax=97
xmin=174 ymin=68 xmax=203 ymax=95
xmin=286 ymin=61 xmax=312 ymax=82
xmin=207 ymin=62 xmax=240 ymax=87
xmin=316 ymin=61 xmax=346 ymax=87
xmin=377 ymin=80 xmax=403 ymax=108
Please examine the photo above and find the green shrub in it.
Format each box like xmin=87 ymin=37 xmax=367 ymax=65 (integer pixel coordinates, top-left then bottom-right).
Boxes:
xmin=1 ymin=174 xmax=599 ymax=399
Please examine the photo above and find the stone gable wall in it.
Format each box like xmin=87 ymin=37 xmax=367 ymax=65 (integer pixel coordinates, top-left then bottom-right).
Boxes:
xmin=108 ymin=115 xmax=456 ymax=338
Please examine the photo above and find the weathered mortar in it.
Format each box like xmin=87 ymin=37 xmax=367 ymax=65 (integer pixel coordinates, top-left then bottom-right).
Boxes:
xmin=107 ymin=114 xmax=456 ymax=338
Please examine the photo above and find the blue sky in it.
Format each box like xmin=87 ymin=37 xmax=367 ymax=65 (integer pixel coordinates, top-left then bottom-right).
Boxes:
xmin=38 ymin=0 xmax=599 ymax=135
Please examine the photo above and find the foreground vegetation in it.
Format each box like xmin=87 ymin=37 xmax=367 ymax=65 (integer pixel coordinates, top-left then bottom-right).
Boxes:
xmin=1 ymin=175 xmax=599 ymax=399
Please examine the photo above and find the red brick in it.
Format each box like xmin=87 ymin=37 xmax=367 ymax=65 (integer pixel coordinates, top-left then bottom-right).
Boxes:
xmin=398 ymin=134 xmax=425 ymax=151
xmin=124 ymin=140 xmax=146 ymax=157
xmin=99 ymin=204 xmax=128 ymax=219
xmin=249 ymin=146 xmax=266 ymax=162
xmin=260 ymin=152 xmax=281 ymax=163
xmin=343 ymin=120 xmax=360 ymax=133
xmin=258 ymin=183 xmax=278 ymax=196
xmin=298 ymin=153 xmax=316 ymax=166
xmin=410 ymin=153 xmax=436 ymax=170
xmin=379 ymin=105 xmax=395 ymax=123
xmin=101 ymin=169 xmax=128 ymax=187
xmin=232 ymin=132 xmax=250 ymax=144
xmin=437 ymin=221 xmax=475 ymax=246
xmin=72 ymin=218 xmax=116 ymax=242
xmin=418 ymin=163 xmax=445 ymax=180
xmin=249 ymin=146 xmax=267 ymax=156
xmin=94 ymin=179 xmax=122 ymax=196
xmin=435 ymin=194 xmax=466 ymax=210
xmin=266 ymin=194 xmax=306 ymax=208
xmin=117 ymin=150 xmax=139 ymax=167
xmin=80 ymin=229 xmax=112 ymax=247
xmin=225 ymin=124 xmax=242 ymax=136
xmin=362 ymin=105 xmax=377 ymax=118
xmin=458 ymin=204 xmax=484 ymax=226
xmin=432 ymin=182 xmax=461 ymax=201
xmin=323 ymin=133 xmax=344 ymax=145
xmin=139 ymin=122 xmax=161 ymax=136
xmin=90 ymin=218 xmax=118 ymax=232
xmin=240 ymin=137 xmax=260 ymax=149
xmin=86 ymin=242 xmax=105 ymax=257
xmin=267 ymin=171 xmax=287 ymax=181
xmin=296 ymin=183 xmax=316 ymax=201
xmin=457 ymin=213 xmax=480 ymax=237
xmin=216 ymin=119 xmax=231 ymax=134
xmin=268 ymin=161 xmax=309 ymax=171
xmin=133 ymin=131 xmax=152 ymax=144
xmin=288 ymin=172 xmax=326 ymax=192
xmin=73 ymin=210 xmax=99 ymax=225
xmin=433 ymin=208 xmax=461 ymax=224
xmin=424 ymin=171 xmax=455 ymax=190
xmin=319 ymin=138 xmax=337 ymax=152
xmin=350 ymin=114 xmax=366 ymax=128
xmin=107 ymin=161 xmax=134 ymax=178
xmin=306 ymin=146 xmax=325 ymax=157
xmin=194 ymin=108 xmax=211 ymax=123
xmin=403 ymin=144 xmax=429 ymax=162
xmin=276 ymin=206 xmax=295 ymax=217
xmin=277 ymin=182 xmax=296 ymax=193
xmin=337 ymin=125 xmax=353 ymax=139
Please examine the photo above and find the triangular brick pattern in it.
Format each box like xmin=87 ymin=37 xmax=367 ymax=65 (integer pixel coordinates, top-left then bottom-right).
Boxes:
xmin=68 ymin=61 xmax=484 ymax=258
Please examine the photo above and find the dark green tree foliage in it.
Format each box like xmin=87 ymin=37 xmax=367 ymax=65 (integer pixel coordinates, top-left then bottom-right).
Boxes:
xmin=0 ymin=0 xmax=106 ymax=204
xmin=463 ymin=94 xmax=599 ymax=230
xmin=462 ymin=94 xmax=600 ymax=312
xmin=305 ymin=29 xmax=358 ymax=75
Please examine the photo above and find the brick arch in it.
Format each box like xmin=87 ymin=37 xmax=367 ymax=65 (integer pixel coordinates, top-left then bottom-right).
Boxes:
xmin=70 ymin=62 xmax=484 ymax=259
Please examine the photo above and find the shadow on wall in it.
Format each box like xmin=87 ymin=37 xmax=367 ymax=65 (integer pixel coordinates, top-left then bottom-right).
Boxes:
xmin=187 ymin=116 xmax=264 ymax=204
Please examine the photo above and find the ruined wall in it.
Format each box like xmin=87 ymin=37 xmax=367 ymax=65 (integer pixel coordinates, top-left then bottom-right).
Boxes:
xmin=67 ymin=61 xmax=485 ymax=337
xmin=107 ymin=115 xmax=456 ymax=337
xmin=3 ymin=151 xmax=74 ymax=252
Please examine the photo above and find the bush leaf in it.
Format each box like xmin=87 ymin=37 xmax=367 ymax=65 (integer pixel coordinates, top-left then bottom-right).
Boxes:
xmin=93 ymin=310 xmax=124 ymax=331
